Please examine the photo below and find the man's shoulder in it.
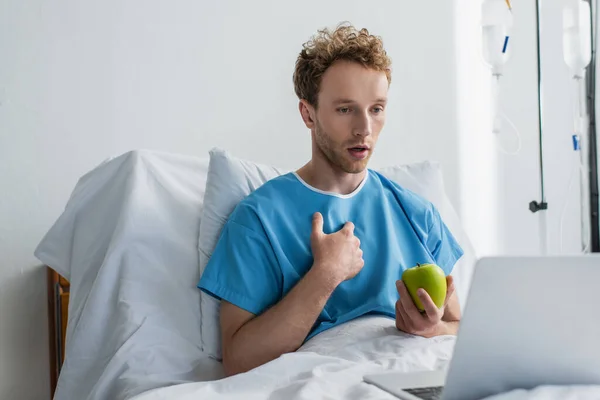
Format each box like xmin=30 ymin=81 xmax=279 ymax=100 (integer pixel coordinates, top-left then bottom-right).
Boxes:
xmin=367 ymin=170 xmax=441 ymax=236
xmin=228 ymin=173 xmax=297 ymax=225
xmin=368 ymin=169 xmax=433 ymax=209
xmin=236 ymin=172 xmax=297 ymax=206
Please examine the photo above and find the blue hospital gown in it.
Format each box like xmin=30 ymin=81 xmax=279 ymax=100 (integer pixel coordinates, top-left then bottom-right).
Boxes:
xmin=198 ymin=169 xmax=463 ymax=340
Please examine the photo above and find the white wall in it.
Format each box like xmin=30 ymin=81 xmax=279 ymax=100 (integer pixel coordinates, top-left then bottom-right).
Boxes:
xmin=0 ymin=1 xmax=460 ymax=398
xmin=2 ymin=0 xmax=592 ymax=398
xmin=497 ymin=0 xmax=589 ymax=255
xmin=454 ymin=0 xmax=590 ymax=256
xmin=454 ymin=0 xmax=502 ymax=256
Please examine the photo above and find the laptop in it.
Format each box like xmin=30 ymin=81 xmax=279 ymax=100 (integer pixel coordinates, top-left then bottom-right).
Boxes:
xmin=363 ymin=255 xmax=600 ymax=400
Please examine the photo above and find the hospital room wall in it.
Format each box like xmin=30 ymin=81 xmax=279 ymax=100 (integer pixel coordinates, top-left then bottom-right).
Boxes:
xmin=0 ymin=0 xmax=589 ymax=398
xmin=455 ymin=0 xmax=588 ymax=256
xmin=0 ymin=1 xmax=461 ymax=398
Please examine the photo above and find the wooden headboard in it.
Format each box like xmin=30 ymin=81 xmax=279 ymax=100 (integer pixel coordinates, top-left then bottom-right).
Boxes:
xmin=47 ymin=266 xmax=70 ymax=398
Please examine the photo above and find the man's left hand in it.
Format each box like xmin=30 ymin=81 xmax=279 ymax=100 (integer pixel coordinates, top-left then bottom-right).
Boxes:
xmin=395 ymin=275 xmax=456 ymax=338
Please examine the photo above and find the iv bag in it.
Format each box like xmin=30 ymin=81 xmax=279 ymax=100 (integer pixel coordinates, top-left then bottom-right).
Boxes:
xmin=563 ymin=0 xmax=591 ymax=78
xmin=482 ymin=0 xmax=513 ymax=76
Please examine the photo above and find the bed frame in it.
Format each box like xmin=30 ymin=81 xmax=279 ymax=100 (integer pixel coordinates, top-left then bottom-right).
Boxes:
xmin=46 ymin=266 xmax=70 ymax=398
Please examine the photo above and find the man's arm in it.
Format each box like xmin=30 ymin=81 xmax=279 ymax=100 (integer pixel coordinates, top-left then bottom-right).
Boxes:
xmin=395 ymin=275 xmax=461 ymax=337
xmin=396 ymin=202 xmax=464 ymax=337
xmin=220 ymin=212 xmax=364 ymax=376
xmin=220 ymin=267 xmax=336 ymax=376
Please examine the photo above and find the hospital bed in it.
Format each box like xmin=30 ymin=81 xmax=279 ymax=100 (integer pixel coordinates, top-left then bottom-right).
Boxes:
xmin=36 ymin=149 xmax=600 ymax=400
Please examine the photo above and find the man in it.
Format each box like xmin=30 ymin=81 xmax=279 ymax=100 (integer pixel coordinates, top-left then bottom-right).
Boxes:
xmin=198 ymin=23 xmax=464 ymax=377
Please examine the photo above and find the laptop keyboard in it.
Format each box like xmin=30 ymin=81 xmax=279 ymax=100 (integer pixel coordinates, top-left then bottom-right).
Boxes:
xmin=404 ymin=386 xmax=444 ymax=400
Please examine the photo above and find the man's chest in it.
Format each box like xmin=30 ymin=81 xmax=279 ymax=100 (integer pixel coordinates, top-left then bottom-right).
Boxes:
xmin=273 ymin=208 xmax=425 ymax=291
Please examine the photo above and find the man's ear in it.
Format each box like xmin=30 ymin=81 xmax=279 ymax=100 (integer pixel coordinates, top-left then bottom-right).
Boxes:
xmin=299 ymin=100 xmax=316 ymax=129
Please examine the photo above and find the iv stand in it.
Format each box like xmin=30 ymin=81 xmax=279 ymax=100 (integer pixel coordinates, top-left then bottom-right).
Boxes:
xmin=530 ymin=0 xmax=549 ymax=255
xmin=530 ymin=0 xmax=600 ymax=253
xmin=585 ymin=0 xmax=600 ymax=252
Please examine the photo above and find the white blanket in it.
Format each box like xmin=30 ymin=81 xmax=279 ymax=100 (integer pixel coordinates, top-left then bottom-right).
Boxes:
xmin=35 ymin=150 xmax=221 ymax=400
xmin=129 ymin=317 xmax=600 ymax=400
xmin=35 ymin=150 xmax=600 ymax=400
xmin=131 ymin=316 xmax=454 ymax=400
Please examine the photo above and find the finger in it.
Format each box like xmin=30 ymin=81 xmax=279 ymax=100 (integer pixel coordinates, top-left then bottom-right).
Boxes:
xmin=395 ymin=300 xmax=408 ymax=331
xmin=355 ymin=237 xmax=361 ymax=248
xmin=311 ymin=212 xmax=324 ymax=237
xmin=444 ymin=275 xmax=456 ymax=307
xmin=418 ymin=288 xmax=441 ymax=321
xmin=343 ymin=221 xmax=355 ymax=235
xmin=396 ymin=280 xmax=423 ymax=321
xmin=395 ymin=295 xmax=411 ymax=328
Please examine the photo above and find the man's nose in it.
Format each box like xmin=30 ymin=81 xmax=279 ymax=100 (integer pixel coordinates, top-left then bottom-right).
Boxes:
xmin=353 ymin=113 xmax=372 ymax=137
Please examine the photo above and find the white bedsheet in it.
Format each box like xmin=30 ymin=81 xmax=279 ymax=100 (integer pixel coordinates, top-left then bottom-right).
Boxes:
xmin=130 ymin=316 xmax=454 ymax=400
xmin=128 ymin=316 xmax=600 ymax=400
xmin=129 ymin=316 xmax=600 ymax=400
xmin=35 ymin=149 xmax=600 ymax=400
xmin=35 ymin=150 xmax=221 ymax=400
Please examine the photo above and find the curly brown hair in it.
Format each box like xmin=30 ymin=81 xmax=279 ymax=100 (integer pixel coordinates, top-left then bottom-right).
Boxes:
xmin=293 ymin=22 xmax=392 ymax=108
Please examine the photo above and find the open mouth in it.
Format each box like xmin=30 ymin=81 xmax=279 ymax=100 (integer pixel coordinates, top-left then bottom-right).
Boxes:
xmin=348 ymin=146 xmax=370 ymax=160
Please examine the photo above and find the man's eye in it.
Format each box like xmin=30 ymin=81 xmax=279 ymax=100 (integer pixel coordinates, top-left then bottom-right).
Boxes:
xmin=372 ymin=107 xmax=384 ymax=114
xmin=338 ymin=107 xmax=350 ymax=114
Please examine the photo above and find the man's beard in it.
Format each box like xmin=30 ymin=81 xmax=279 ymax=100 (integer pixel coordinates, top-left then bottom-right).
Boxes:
xmin=314 ymin=119 xmax=371 ymax=174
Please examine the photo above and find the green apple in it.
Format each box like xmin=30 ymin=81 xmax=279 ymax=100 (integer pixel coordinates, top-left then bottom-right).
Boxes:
xmin=401 ymin=263 xmax=447 ymax=311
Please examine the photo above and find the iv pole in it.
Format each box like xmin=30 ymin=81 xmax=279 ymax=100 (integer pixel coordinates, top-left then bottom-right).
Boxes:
xmin=584 ymin=0 xmax=600 ymax=252
xmin=530 ymin=0 xmax=600 ymax=253
xmin=529 ymin=0 xmax=549 ymax=254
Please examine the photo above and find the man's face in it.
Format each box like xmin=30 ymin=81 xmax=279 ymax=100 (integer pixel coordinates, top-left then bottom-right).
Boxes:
xmin=309 ymin=60 xmax=388 ymax=174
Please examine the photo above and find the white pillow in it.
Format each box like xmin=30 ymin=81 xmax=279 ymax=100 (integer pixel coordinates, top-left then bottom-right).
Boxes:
xmin=198 ymin=147 xmax=476 ymax=360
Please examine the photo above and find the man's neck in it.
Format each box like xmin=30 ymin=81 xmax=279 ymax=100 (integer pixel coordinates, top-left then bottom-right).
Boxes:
xmin=296 ymin=157 xmax=367 ymax=196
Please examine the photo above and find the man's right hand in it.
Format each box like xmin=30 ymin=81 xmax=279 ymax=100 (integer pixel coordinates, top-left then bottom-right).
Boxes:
xmin=220 ymin=212 xmax=364 ymax=376
xmin=310 ymin=212 xmax=364 ymax=285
